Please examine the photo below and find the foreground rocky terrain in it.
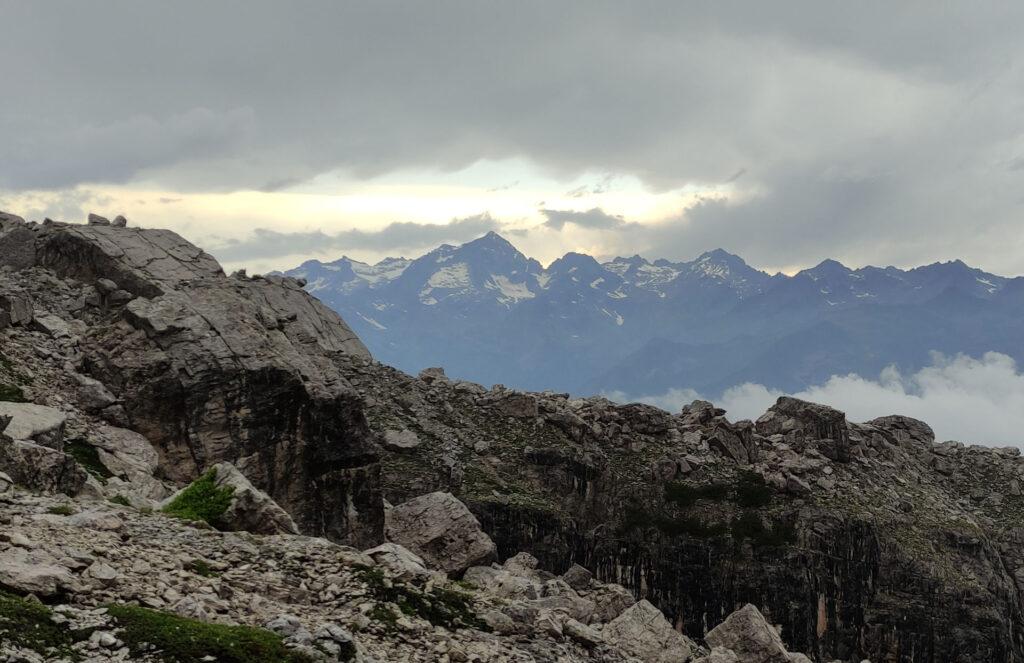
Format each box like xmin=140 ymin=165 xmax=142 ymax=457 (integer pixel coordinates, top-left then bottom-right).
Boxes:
xmin=2 ymin=212 xmax=1023 ymax=662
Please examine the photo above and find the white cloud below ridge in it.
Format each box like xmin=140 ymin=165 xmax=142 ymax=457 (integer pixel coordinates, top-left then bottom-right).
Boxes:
xmin=608 ymin=352 xmax=1024 ymax=448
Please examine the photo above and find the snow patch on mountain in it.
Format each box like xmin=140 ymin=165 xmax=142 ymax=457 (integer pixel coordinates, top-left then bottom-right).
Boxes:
xmin=350 ymin=258 xmax=410 ymax=285
xmin=306 ymin=277 xmax=329 ymax=293
xmin=488 ymin=275 xmax=536 ymax=304
xmin=427 ymin=263 xmax=471 ymax=289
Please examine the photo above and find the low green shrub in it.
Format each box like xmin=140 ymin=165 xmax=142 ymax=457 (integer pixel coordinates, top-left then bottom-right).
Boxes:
xmin=108 ymin=494 xmax=131 ymax=507
xmin=161 ymin=469 xmax=234 ymax=527
xmin=107 ymin=604 xmax=317 ymax=663
xmin=0 ymin=382 xmax=26 ymax=403
xmin=665 ymin=471 xmax=774 ymax=509
xmin=186 ymin=559 xmax=220 ymax=578
xmin=354 ymin=565 xmax=488 ymax=631
xmin=0 ymin=591 xmax=81 ymax=659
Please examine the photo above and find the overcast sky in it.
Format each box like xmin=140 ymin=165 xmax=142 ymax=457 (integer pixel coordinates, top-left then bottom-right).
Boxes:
xmin=2 ymin=2 xmax=1024 ymax=274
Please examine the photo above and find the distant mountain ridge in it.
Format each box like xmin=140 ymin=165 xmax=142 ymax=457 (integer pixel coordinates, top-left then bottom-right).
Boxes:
xmin=281 ymin=232 xmax=1024 ymax=396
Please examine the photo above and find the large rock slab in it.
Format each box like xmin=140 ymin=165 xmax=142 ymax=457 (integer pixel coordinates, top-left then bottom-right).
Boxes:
xmin=603 ymin=599 xmax=697 ymax=663
xmin=705 ymin=604 xmax=790 ymax=663
xmin=386 ymin=491 xmax=496 ymax=575
xmin=91 ymin=425 xmax=159 ymax=476
xmin=0 ymin=402 xmax=67 ymax=449
xmin=0 ymin=547 xmax=78 ymax=597
xmin=0 ymin=438 xmax=87 ymax=495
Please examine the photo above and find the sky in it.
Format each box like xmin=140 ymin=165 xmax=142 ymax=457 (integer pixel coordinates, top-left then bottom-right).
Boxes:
xmin=3 ymin=2 xmax=1024 ymax=275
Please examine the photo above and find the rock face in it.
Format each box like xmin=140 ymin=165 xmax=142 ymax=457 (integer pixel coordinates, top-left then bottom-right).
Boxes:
xmin=0 ymin=216 xmax=382 ymax=547
xmin=386 ymin=491 xmax=496 ymax=575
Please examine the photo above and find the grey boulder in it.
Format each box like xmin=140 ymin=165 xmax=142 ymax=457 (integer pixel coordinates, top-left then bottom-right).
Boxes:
xmin=705 ymin=604 xmax=790 ymax=663
xmin=386 ymin=491 xmax=496 ymax=575
xmin=603 ymin=599 xmax=698 ymax=663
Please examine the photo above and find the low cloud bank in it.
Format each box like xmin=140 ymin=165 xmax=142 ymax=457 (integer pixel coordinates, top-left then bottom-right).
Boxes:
xmin=607 ymin=352 xmax=1024 ymax=448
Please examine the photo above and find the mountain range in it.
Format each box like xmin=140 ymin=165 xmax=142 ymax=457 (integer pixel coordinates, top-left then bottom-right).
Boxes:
xmin=281 ymin=232 xmax=1024 ymax=397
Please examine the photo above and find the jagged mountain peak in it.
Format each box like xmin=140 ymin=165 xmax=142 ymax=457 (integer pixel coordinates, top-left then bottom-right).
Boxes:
xmin=458 ymin=230 xmax=521 ymax=255
xmin=550 ymin=251 xmax=603 ymax=272
xmin=694 ymin=247 xmax=743 ymax=263
xmin=800 ymin=258 xmax=852 ymax=280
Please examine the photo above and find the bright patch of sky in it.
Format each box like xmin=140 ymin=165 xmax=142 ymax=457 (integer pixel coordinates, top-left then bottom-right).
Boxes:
xmin=1 ymin=159 xmax=734 ymax=274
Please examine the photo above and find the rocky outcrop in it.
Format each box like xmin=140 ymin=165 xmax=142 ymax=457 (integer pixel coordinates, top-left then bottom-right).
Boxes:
xmin=386 ymin=491 xmax=496 ymax=575
xmin=0 ymin=215 xmax=381 ymax=547
xmin=343 ymin=351 xmax=1024 ymax=662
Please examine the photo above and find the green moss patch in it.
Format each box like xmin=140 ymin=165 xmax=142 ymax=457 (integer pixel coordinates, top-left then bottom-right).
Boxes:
xmin=185 ymin=559 xmax=220 ymax=578
xmin=620 ymin=506 xmax=728 ymax=538
xmin=664 ymin=471 xmax=773 ymax=509
xmin=65 ymin=440 xmax=114 ymax=483
xmin=0 ymin=382 xmax=27 ymax=403
xmin=161 ymin=469 xmax=234 ymax=527
xmin=0 ymin=591 xmax=82 ymax=659
xmin=664 ymin=481 xmax=729 ymax=507
xmin=107 ymin=605 xmax=315 ymax=663
xmin=730 ymin=511 xmax=797 ymax=546
xmin=47 ymin=504 xmax=76 ymax=516
xmin=108 ymin=494 xmax=131 ymax=507
xmin=354 ymin=565 xmax=488 ymax=632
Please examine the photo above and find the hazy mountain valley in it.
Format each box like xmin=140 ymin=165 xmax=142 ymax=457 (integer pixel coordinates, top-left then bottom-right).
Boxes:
xmin=281 ymin=233 xmax=1024 ymax=400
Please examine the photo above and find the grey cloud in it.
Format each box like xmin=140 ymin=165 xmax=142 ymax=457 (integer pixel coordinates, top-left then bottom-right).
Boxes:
xmin=3 ymin=2 xmax=1024 ymax=271
xmin=541 ymin=208 xmax=634 ymax=231
xmin=213 ymin=214 xmax=502 ymax=262
xmin=0 ymin=107 xmax=256 ymax=190
xmin=3 ymin=189 xmax=114 ymax=225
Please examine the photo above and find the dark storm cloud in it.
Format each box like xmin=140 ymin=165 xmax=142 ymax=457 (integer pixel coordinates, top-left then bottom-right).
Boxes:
xmin=213 ymin=214 xmax=502 ymax=262
xmin=3 ymin=2 xmax=1024 ymax=271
